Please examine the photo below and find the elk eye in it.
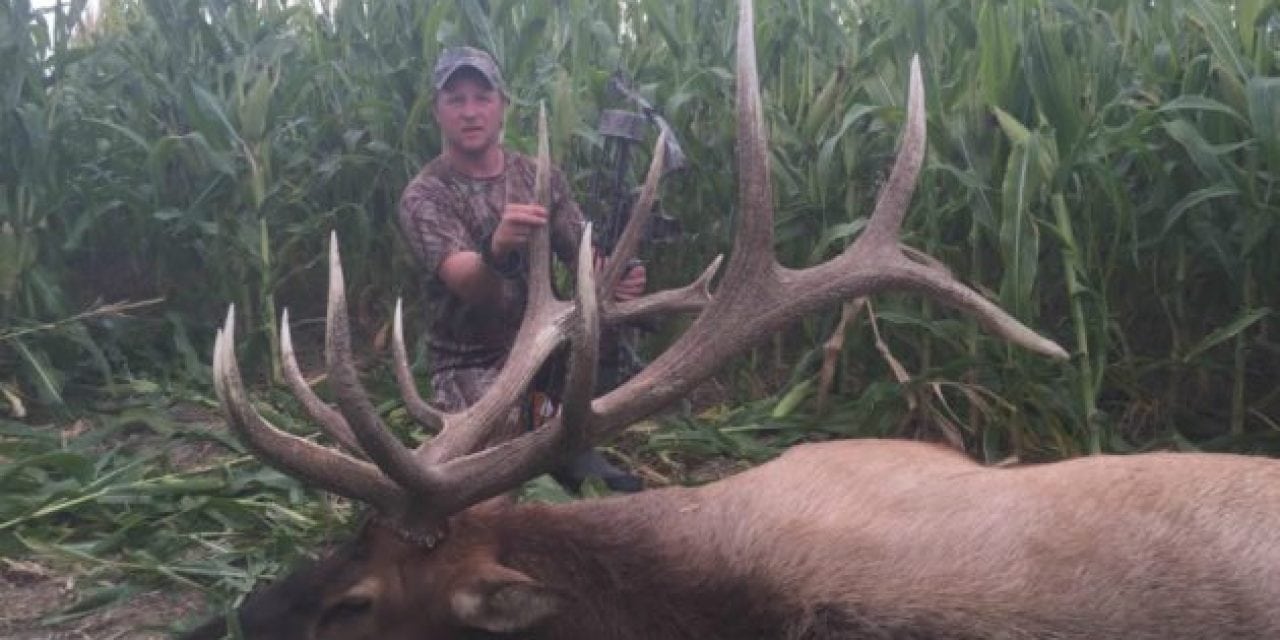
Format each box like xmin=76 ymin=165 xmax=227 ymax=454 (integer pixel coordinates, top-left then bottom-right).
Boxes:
xmin=318 ymin=597 xmax=373 ymax=628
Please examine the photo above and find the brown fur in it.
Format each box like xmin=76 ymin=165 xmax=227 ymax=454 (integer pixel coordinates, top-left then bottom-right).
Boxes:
xmin=186 ymin=440 xmax=1280 ymax=639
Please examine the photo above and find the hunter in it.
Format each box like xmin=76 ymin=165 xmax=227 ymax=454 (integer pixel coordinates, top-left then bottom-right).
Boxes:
xmin=397 ymin=46 xmax=646 ymax=492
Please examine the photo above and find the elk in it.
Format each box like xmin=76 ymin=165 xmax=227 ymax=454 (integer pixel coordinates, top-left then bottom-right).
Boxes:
xmin=187 ymin=1 xmax=1280 ymax=638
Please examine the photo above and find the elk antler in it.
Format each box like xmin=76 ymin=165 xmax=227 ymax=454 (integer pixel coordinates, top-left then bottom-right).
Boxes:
xmin=584 ymin=0 xmax=1066 ymax=435
xmin=213 ymin=0 xmax=1067 ymax=542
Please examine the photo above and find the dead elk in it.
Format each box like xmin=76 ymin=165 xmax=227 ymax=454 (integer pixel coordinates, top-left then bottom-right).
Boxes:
xmin=186 ymin=1 xmax=1280 ymax=638
xmin=187 ymin=441 xmax=1280 ymax=640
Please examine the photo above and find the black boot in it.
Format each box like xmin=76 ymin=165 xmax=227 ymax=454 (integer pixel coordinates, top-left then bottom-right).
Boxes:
xmin=552 ymin=449 xmax=643 ymax=494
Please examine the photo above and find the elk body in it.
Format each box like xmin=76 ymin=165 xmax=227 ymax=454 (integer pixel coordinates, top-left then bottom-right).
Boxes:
xmin=188 ymin=1 xmax=1280 ymax=638
xmin=188 ymin=440 xmax=1280 ymax=640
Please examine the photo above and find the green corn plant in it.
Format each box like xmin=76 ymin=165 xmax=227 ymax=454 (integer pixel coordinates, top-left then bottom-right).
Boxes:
xmin=3 ymin=0 xmax=1278 ymax=471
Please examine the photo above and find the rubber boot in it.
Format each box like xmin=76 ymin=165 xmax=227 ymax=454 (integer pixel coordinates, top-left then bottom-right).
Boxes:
xmin=552 ymin=449 xmax=643 ymax=494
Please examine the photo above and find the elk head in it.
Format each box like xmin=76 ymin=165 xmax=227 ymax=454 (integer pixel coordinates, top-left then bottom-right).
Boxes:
xmin=189 ymin=0 xmax=1066 ymax=637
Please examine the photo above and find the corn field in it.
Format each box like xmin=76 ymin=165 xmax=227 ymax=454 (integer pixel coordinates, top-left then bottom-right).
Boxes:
xmin=1 ymin=0 xmax=1278 ymax=634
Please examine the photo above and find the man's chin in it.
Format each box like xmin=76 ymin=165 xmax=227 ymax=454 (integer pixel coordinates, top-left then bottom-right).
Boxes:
xmin=452 ymin=138 xmax=496 ymax=155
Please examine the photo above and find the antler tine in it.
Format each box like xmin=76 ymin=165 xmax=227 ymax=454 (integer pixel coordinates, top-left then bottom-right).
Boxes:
xmin=526 ymin=102 xmax=556 ymax=310
xmin=727 ymin=0 xmax=778 ymax=278
xmin=279 ymin=308 xmax=368 ymax=458
xmin=557 ymin=226 xmax=601 ymax=449
xmin=854 ymin=55 xmax=926 ymax=252
xmin=323 ymin=233 xmax=439 ymax=494
xmin=599 ymin=130 xmax=667 ymax=299
xmin=605 ymin=255 xmax=721 ymax=325
xmin=391 ymin=298 xmax=446 ymax=433
xmin=884 ymin=258 xmax=1070 ymax=358
xmin=819 ymin=56 xmax=1067 ymax=359
xmin=212 ymin=306 xmax=401 ymax=513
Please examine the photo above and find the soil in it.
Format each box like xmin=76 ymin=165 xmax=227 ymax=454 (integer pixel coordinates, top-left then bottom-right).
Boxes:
xmin=0 ymin=562 xmax=204 ymax=639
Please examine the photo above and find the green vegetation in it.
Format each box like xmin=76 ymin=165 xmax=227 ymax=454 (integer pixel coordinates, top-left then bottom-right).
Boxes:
xmin=1 ymin=0 xmax=1277 ymax=634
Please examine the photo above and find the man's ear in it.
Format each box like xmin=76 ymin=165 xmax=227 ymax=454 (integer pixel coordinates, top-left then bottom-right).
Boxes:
xmin=449 ymin=563 xmax=564 ymax=633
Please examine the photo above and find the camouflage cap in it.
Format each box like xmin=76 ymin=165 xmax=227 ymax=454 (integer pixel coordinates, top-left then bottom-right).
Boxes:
xmin=432 ymin=46 xmax=507 ymax=96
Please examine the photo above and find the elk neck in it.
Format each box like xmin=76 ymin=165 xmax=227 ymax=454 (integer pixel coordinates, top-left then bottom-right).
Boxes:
xmin=459 ymin=486 xmax=798 ymax=640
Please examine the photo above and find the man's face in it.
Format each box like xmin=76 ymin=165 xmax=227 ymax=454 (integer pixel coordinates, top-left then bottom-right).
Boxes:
xmin=434 ymin=69 xmax=505 ymax=157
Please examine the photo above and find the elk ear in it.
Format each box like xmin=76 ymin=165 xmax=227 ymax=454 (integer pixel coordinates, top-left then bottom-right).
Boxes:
xmin=449 ymin=563 xmax=564 ymax=633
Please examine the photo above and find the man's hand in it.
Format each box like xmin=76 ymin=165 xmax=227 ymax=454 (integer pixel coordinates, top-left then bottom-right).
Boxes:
xmin=594 ymin=255 xmax=647 ymax=302
xmin=614 ymin=263 xmax=646 ymax=301
xmin=490 ymin=203 xmax=548 ymax=259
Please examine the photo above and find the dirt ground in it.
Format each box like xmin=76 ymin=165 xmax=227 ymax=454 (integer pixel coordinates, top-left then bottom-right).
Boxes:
xmin=0 ymin=565 xmax=205 ymax=639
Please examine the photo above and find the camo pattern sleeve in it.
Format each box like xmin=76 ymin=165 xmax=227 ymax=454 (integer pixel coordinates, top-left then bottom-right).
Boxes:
xmin=398 ymin=156 xmax=479 ymax=281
